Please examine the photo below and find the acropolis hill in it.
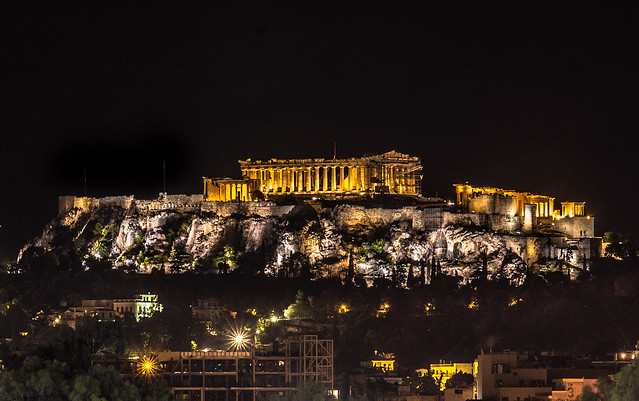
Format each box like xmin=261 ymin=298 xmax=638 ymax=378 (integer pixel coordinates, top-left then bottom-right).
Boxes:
xmin=21 ymin=151 xmax=600 ymax=285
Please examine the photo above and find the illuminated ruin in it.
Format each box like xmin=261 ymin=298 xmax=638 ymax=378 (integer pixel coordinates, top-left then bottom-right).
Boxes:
xmin=203 ymin=150 xmax=422 ymax=202
xmin=453 ymin=182 xmax=594 ymax=237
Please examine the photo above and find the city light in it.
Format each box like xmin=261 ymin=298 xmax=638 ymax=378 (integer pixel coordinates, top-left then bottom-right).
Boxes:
xmin=226 ymin=325 xmax=252 ymax=352
xmin=137 ymin=355 xmax=159 ymax=378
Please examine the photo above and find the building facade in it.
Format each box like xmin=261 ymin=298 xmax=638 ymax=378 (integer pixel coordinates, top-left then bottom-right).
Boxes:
xmin=112 ymin=293 xmax=163 ymax=322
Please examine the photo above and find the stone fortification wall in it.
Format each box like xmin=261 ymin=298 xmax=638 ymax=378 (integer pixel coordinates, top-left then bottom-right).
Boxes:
xmin=100 ymin=196 xmax=135 ymax=209
xmin=58 ymin=196 xmax=134 ymax=215
xmin=136 ymin=194 xmax=203 ymax=212
xmin=332 ymin=205 xmax=523 ymax=234
xmin=333 ymin=205 xmax=427 ymax=233
xmin=442 ymin=211 xmax=522 ymax=233
xmin=413 ymin=207 xmax=444 ymax=231
xmin=201 ymin=201 xmax=295 ymax=218
xmin=468 ymin=194 xmax=518 ymax=216
xmin=554 ymin=217 xmax=595 ymax=238
xmin=60 ymin=195 xmax=301 ymax=219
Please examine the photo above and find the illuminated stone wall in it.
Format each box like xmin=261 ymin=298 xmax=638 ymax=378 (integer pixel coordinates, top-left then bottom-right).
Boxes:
xmin=454 ymin=183 xmax=554 ymax=218
xmin=442 ymin=211 xmax=522 ymax=233
xmin=454 ymin=183 xmax=595 ymax=239
xmin=554 ymin=216 xmax=595 ymax=238
xmin=58 ymin=195 xmax=134 ymax=215
xmin=239 ymin=150 xmax=422 ymax=198
xmin=468 ymin=193 xmax=518 ymax=216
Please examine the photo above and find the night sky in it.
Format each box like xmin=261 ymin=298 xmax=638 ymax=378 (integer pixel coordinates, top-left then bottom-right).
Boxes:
xmin=1 ymin=2 xmax=638 ymax=261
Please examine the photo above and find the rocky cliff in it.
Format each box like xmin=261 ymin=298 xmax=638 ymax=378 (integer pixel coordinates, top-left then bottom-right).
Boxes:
xmin=18 ymin=196 xmax=594 ymax=285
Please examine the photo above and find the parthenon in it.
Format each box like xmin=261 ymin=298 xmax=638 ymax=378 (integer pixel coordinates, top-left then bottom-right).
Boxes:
xmin=203 ymin=151 xmax=422 ymax=202
xmin=240 ymin=150 xmax=422 ymax=197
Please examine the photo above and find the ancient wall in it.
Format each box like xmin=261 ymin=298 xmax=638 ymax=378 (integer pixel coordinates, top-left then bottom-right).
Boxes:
xmin=59 ymin=195 xmax=135 ymax=215
xmin=468 ymin=194 xmax=495 ymax=214
xmin=468 ymin=194 xmax=518 ymax=216
xmin=413 ymin=208 xmax=444 ymax=231
xmin=523 ymin=204 xmax=537 ymax=233
xmin=578 ymin=237 xmax=603 ymax=259
xmin=201 ymin=201 xmax=295 ymax=218
xmin=332 ymin=205 xmax=422 ymax=233
xmin=137 ymin=194 xmax=203 ymax=212
xmin=554 ymin=216 xmax=595 ymax=238
xmin=99 ymin=196 xmax=135 ymax=209
xmin=441 ymin=212 xmax=522 ymax=233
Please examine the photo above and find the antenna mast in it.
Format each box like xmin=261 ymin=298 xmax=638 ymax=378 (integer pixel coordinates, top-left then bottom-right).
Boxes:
xmin=162 ymin=156 xmax=166 ymax=194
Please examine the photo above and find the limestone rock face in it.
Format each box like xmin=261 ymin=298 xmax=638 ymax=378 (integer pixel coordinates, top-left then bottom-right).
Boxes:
xmin=19 ymin=199 xmax=590 ymax=286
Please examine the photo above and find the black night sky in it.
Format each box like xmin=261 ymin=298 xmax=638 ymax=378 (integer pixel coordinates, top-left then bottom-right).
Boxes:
xmin=1 ymin=2 xmax=638 ymax=261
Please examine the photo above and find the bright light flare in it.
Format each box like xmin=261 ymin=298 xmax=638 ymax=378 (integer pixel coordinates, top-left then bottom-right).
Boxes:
xmin=137 ymin=355 xmax=159 ymax=377
xmin=226 ymin=326 xmax=252 ymax=351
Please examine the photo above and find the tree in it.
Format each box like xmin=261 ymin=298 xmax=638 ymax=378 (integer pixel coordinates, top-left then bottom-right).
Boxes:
xmin=284 ymin=291 xmax=314 ymax=320
xmin=70 ymin=365 xmax=139 ymax=401
xmin=611 ymin=362 xmax=639 ymax=401
xmin=578 ymin=375 xmax=614 ymax=401
xmin=603 ymin=232 xmax=638 ymax=261
xmin=406 ymin=371 xmax=440 ymax=395
xmin=294 ymin=381 xmax=336 ymax=401
xmin=445 ymin=372 xmax=474 ymax=388
xmin=0 ymin=356 xmax=71 ymax=401
xmin=580 ymin=385 xmax=604 ymax=401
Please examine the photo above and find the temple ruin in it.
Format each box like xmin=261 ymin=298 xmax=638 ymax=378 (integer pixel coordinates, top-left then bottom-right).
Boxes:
xmin=204 ymin=150 xmax=422 ymax=202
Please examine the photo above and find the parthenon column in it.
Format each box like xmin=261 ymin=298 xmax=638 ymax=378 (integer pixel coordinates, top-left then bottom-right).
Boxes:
xmin=297 ymin=168 xmax=304 ymax=192
xmin=339 ymin=166 xmax=345 ymax=191
xmin=331 ymin=166 xmax=337 ymax=192
xmin=306 ymin=167 xmax=312 ymax=192
xmin=352 ymin=166 xmax=359 ymax=191
xmin=290 ymin=168 xmax=295 ymax=192
xmin=286 ymin=168 xmax=292 ymax=193
xmin=322 ymin=167 xmax=328 ymax=192
xmin=314 ymin=167 xmax=320 ymax=192
xmin=271 ymin=168 xmax=277 ymax=192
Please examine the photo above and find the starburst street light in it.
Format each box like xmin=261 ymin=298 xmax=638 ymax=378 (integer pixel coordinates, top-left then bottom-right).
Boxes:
xmin=137 ymin=355 xmax=159 ymax=378
xmin=226 ymin=326 xmax=252 ymax=352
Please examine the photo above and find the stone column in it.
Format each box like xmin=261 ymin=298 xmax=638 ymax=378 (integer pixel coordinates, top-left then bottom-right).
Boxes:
xmin=306 ymin=167 xmax=312 ymax=192
xmin=350 ymin=165 xmax=356 ymax=191
xmin=284 ymin=168 xmax=290 ymax=193
xmin=314 ymin=167 xmax=320 ymax=192
xmin=343 ymin=166 xmax=350 ymax=191
xmin=322 ymin=166 xmax=328 ymax=192
xmin=339 ymin=166 xmax=345 ymax=191
xmin=270 ymin=169 xmax=275 ymax=193
xmin=331 ymin=166 xmax=337 ymax=192
xmin=298 ymin=167 xmax=304 ymax=192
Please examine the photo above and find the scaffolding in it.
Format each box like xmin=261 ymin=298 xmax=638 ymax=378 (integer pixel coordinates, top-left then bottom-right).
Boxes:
xmin=162 ymin=335 xmax=334 ymax=401
xmin=285 ymin=335 xmax=334 ymax=391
